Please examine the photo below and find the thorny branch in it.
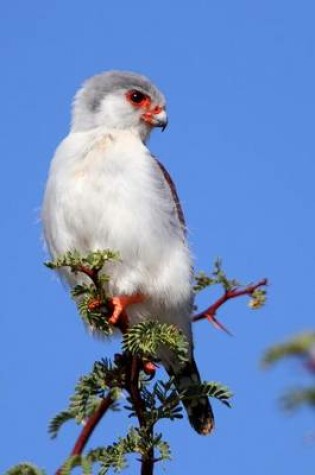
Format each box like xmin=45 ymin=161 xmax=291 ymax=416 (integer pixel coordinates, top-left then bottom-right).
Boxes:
xmin=56 ymin=395 xmax=114 ymax=475
xmin=71 ymin=396 xmax=114 ymax=456
xmin=55 ymin=353 xmax=155 ymax=475
xmin=192 ymin=278 xmax=268 ymax=333
xmin=125 ymin=355 xmax=154 ymax=475
xmin=49 ymin=254 xmax=267 ymax=475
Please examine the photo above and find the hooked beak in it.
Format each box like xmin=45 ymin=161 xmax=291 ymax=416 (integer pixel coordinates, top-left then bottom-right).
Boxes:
xmin=141 ymin=108 xmax=168 ymax=131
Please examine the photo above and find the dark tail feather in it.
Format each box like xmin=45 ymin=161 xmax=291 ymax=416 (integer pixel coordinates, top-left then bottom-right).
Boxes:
xmin=169 ymin=358 xmax=215 ymax=435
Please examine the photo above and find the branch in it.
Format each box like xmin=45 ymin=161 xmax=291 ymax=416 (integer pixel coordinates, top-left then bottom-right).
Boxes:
xmin=125 ymin=355 xmax=154 ymax=475
xmin=55 ymin=395 xmax=114 ymax=475
xmin=192 ymin=279 xmax=268 ymax=332
xmin=43 ymin=253 xmax=267 ymax=475
xmin=76 ymin=265 xmax=98 ymax=282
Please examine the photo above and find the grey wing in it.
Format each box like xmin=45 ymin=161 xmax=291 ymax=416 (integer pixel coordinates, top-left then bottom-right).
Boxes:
xmin=154 ymin=158 xmax=186 ymax=234
xmin=154 ymin=159 xmax=214 ymax=435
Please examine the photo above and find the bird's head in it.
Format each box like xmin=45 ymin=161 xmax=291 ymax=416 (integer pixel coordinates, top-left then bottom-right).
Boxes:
xmin=71 ymin=71 xmax=167 ymax=141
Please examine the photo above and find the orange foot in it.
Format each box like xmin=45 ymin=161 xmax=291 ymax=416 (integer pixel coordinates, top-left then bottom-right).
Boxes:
xmin=108 ymin=293 xmax=145 ymax=328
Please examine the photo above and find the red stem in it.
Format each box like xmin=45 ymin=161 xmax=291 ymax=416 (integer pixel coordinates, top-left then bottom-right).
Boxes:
xmin=125 ymin=356 xmax=154 ymax=475
xmin=71 ymin=396 xmax=113 ymax=455
xmin=55 ymin=395 xmax=113 ymax=475
xmin=76 ymin=265 xmax=97 ymax=280
xmin=192 ymin=278 xmax=268 ymax=322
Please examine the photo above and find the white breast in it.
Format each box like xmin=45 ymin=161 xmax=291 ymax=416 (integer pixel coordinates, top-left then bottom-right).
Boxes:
xmin=42 ymin=128 xmax=193 ymax=336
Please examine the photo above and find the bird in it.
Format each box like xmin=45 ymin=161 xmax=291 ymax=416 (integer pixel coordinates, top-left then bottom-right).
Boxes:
xmin=42 ymin=70 xmax=214 ymax=435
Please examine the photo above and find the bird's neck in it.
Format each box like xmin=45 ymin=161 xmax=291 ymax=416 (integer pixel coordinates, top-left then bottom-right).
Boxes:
xmin=70 ymin=123 xmax=152 ymax=144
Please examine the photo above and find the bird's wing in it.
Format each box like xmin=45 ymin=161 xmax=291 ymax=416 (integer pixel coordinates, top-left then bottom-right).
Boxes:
xmin=154 ymin=158 xmax=186 ymax=234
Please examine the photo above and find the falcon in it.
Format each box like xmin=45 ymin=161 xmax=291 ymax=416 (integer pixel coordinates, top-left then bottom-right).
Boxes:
xmin=42 ymin=70 xmax=214 ymax=434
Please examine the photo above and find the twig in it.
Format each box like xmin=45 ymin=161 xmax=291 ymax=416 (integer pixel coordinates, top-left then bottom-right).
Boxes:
xmin=192 ymin=278 xmax=268 ymax=324
xmin=76 ymin=265 xmax=98 ymax=283
xmin=55 ymin=395 xmax=114 ymax=475
xmin=127 ymin=356 xmax=146 ymax=425
xmin=125 ymin=355 xmax=154 ymax=475
xmin=71 ymin=396 xmax=114 ymax=455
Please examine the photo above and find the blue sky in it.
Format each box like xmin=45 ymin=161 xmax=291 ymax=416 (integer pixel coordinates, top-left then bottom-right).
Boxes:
xmin=1 ymin=0 xmax=315 ymax=473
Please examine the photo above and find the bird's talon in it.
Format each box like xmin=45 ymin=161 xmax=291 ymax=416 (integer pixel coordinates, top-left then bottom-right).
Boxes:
xmin=107 ymin=293 xmax=145 ymax=330
xmin=107 ymin=297 xmax=123 ymax=325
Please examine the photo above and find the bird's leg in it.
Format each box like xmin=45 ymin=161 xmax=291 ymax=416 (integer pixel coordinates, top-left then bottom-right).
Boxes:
xmin=108 ymin=294 xmax=157 ymax=375
xmin=108 ymin=293 xmax=145 ymax=326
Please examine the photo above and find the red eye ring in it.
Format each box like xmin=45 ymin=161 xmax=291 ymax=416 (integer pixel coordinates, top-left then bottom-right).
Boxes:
xmin=126 ymin=89 xmax=151 ymax=108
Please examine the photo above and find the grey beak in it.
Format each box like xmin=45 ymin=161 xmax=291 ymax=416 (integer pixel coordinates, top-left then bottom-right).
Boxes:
xmin=161 ymin=118 xmax=168 ymax=132
xmin=153 ymin=109 xmax=168 ymax=131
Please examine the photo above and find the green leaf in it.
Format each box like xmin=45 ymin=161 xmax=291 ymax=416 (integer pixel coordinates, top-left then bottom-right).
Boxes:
xmin=262 ymin=332 xmax=315 ymax=367
xmin=48 ymin=410 xmax=74 ymax=439
xmin=193 ymin=272 xmax=215 ymax=292
xmin=77 ymin=296 xmax=112 ymax=335
xmin=98 ymin=428 xmax=140 ymax=474
xmin=181 ymin=381 xmax=233 ymax=407
xmin=45 ymin=249 xmax=119 ymax=272
xmin=5 ymin=464 xmax=46 ymax=475
xmin=281 ymin=387 xmax=315 ymax=411
xmin=48 ymin=359 xmax=121 ymax=438
xmin=58 ymin=455 xmax=82 ymax=475
xmin=71 ymin=283 xmax=93 ymax=297
xmin=194 ymin=259 xmax=241 ymax=293
xmin=80 ymin=457 xmax=93 ymax=475
xmin=151 ymin=379 xmax=183 ymax=421
xmin=86 ymin=447 xmax=108 ymax=463
xmin=46 ymin=250 xmax=121 ymax=336
xmin=122 ymin=321 xmax=189 ymax=363
xmin=84 ymin=249 xmax=120 ymax=270
xmin=155 ymin=439 xmax=172 ymax=461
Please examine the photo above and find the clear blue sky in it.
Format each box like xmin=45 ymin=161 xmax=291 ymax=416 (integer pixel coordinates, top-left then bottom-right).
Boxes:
xmin=1 ymin=1 xmax=315 ymax=473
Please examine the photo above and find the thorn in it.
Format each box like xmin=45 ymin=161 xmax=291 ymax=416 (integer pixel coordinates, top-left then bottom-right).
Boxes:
xmin=206 ymin=313 xmax=233 ymax=336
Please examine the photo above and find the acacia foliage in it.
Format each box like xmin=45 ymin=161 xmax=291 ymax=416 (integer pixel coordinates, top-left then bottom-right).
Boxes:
xmin=263 ymin=332 xmax=315 ymax=411
xmin=7 ymin=250 xmax=267 ymax=474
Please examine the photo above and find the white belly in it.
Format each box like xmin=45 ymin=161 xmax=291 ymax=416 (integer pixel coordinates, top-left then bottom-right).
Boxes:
xmin=42 ymin=128 xmax=193 ymax=336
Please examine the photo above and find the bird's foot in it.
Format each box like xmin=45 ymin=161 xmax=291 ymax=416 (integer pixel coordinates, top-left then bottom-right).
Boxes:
xmin=108 ymin=293 xmax=145 ymax=327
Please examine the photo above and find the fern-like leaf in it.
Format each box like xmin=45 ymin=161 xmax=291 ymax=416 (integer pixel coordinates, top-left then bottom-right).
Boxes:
xmin=262 ymin=332 xmax=315 ymax=367
xmin=281 ymin=387 xmax=315 ymax=411
xmin=58 ymin=455 xmax=82 ymax=475
xmin=181 ymin=381 xmax=233 ymax=407
xmin=122 ymin=321 xmax=189 ymax=363
xmin=45 ymin=249 xmax=119 ymax=272
xmin=5 ymin=464 xmax=46 ymax=475
xmin=48 ymin=410 xmax=74 ymax=439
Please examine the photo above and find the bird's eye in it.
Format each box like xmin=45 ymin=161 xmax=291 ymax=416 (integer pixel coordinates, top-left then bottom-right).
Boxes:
xmin=126 ymin=90 xmax=149 ymax=107
xmin=130 ymin=90 xmax=146 ymax=103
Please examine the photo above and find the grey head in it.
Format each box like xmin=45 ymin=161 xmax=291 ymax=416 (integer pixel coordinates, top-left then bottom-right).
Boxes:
xmin=71 ymin=70 xmax=167 ymax=140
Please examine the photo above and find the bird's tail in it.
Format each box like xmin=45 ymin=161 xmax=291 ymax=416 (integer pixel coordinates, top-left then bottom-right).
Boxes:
xmin=168 ymin=357 xmax=215 ymax=435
